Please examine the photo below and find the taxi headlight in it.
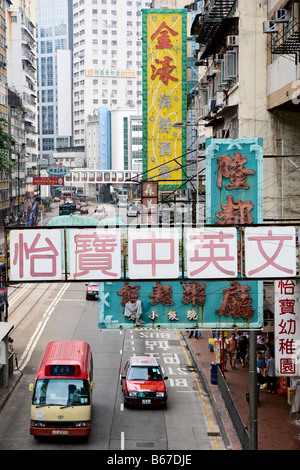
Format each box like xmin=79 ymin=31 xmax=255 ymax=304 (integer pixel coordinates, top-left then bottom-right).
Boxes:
xmin=156 ymin=392 xmax=165 ymax=397
xmin=128 ymin=391 xmax=138 ymax=397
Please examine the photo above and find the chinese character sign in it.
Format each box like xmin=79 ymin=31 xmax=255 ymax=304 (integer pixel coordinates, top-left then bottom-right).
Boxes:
xmin=142 ymin=9 xmax=187 ymax=190
xmin=10 ymin=229 xmax=62 ymax=281
xmin=245 ymin=227 xmax=296 ymax=278
xmin=275 ymin=280 xmax=300 ymax=376
xmin=69 ymin=228 xmax=122 ymax=280
xmin=206 ymin=138 xmax=263 ymax=225
xmin=128 ymin=228 xmax=180 ymax=279
xmin=99 ymin=279 xmax=262 ymax=330
xmin=186 ymin=227 xmax=237 ymax=279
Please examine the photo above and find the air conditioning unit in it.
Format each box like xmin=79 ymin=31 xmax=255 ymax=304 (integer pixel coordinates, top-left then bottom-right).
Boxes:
xmin=273 ymin=9 xmax=291 ymax=22
xmin=227 ymin=35 xmax=239 ymax=47
xmin=202 ymin=105 xmax=209 ymax=118
xmin=263 ymin=20 xmax=279 ymax=33
xmin=216 ymin=92 xmax=224 ymax=106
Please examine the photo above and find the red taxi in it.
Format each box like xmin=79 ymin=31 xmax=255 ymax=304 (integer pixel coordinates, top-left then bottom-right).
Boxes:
xmin=85 ymin=282 xmax=99 ymax=300
xmin=121 ymin=356 xmax=168 ymax=407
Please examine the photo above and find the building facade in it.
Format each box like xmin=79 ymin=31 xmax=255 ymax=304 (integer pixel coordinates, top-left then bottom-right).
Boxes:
xmin=73 ymin=0 xmax=151 ymax=147
xmin=35 ymin=0 xmax=73 ymax=167
xmin=7 ymin=88 xmax=26 ymax=218
xmin=0 ymin=0 xmax=12 ymax=223
xmin=6 ymin=0 xmax=37 ymax=199
xmin=190 ymin=0 xmax=300 ymax=221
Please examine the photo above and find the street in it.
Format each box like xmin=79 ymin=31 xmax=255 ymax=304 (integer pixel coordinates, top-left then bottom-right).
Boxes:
xmin=0 ymin=281 xmax=225 ymax=451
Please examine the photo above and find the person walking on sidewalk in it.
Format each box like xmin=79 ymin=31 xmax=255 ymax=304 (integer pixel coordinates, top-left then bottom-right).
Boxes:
xmin=266 ymin=353 xmax=277 ymax=393
xmin=239 ymin=335 xmax=249 ymax=368
xmin=228 ymin=332 xmax=238 ymax=369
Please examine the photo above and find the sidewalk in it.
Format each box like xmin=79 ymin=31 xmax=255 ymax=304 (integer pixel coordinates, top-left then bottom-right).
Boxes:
xmin=184 ymin=330 xmax=300 ymax=451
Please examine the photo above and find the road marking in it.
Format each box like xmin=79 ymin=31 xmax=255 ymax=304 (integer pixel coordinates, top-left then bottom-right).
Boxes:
xmin=18 ymin=283 xmax=70 ymax=371
xmin=175 ymin=329 xmax=221 ymax=451
xmin=9 ymin=284 xmax=31 ymax=306
xmin=121 ymin=431 xmax=125 ymax=450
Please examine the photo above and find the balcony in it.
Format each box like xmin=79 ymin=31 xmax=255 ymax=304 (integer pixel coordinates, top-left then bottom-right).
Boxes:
xmin=270 ymin=19 xmax=300 ymax=63
xmin=191 ymin=0 xmax=236 ymax=45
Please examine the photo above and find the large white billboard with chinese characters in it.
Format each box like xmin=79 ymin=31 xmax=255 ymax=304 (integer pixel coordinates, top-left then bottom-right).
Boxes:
xmin=274 ymin=280 xmax=300 ymax=377
xmin=8 ymin=225 xmax=300 ymax=330
xmin=9 ymin=226 xmax=298 ymax=283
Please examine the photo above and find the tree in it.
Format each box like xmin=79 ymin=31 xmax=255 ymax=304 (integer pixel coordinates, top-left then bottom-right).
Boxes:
xmin=0 ymin=115 xmax=16 ymax=173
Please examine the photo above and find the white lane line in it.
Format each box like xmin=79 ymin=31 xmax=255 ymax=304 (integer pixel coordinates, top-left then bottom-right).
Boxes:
xmin=121 ymin=432 xmax=125 ymax=450
xmin=18 ymin=283 xmax=70 ymax=371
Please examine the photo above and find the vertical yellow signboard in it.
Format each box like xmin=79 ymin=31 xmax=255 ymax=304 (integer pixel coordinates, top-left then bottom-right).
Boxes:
xmin=142 ymin=9 xmax=187 ymax=190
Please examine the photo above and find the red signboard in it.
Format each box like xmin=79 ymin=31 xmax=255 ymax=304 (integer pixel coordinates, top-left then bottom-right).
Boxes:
xmin=33 ymin=177 xmax=64 ymax=185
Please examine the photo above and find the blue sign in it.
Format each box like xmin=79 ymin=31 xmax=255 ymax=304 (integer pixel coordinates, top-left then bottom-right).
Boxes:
xmin=98 ymin=280 xmax=263 ymax=330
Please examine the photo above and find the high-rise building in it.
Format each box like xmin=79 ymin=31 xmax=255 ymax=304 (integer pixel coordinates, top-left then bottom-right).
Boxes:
xmin=73 ymin=0 xmax=151 ymax=147
xmin=6 ymin=0 xmax=37 ymax=199
xmin=0 ymin=0 xmax=12 ymax=222
xmin=35 ymin=0 xmax=73 ymax=167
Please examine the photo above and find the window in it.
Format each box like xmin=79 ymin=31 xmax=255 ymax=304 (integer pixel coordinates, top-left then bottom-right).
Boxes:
xmin=222 ymin=51 xmax=238 ymax=82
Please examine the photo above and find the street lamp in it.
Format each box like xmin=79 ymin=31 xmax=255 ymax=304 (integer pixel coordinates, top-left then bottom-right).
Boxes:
xmin=173 ymin=122 xmax=200 ymax=224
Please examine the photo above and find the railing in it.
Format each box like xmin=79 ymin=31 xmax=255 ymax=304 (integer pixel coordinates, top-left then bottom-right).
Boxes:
xmin=270 ymin=18 xmax=300 ymax=63
xmin=217 ymin=367 xmax=250 ymax=450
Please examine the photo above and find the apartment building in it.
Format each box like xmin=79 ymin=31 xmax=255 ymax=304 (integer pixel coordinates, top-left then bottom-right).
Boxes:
xmin=264 ymin=0 xmax=300 ymax=219
xmin=6 ymin=0 xmax=37 ymax=199
xmin=0 ymin=0 xmax=12 ymax=222
xmin=7 ymin=88 xmax=26 ymax=218
xmin=35 ymin=0 xmax=73 ymax=167
xmin=190 ymin=0 xmax=300 ymax=220
xmin=73 ymin=0 xmax=151 ymax=148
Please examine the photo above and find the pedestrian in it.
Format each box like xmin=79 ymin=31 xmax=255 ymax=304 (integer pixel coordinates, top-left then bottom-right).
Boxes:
xmin=266 ymin=353 xmax=277 ymax=394
xmin=194 ymin=329 xmax=201 ymax=340
xmin=228 ymin=332 xmax=238 ymax=369
xmin=257 ymin=352 xmax=266 ymax=386
xmin=8 ymin=337 xmax=15 ymax=355
xmin=236 ymin=331 xmax=242 ymax=363
xmin=239 ymin=335 xmax=249 ymax=368
xmin=223 ymin=336 xmax=229 ymax=372
xmin=264 ymin=342 xmax=271 ymax=362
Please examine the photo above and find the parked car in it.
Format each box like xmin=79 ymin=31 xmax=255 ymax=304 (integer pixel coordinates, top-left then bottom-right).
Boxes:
xmin=121 ymin=356 xmax=168 ymax=407
xmin=85 ymin=282 xmax=99 ymax=300
xmin=127 ymin=204 xmax=138 ymax=217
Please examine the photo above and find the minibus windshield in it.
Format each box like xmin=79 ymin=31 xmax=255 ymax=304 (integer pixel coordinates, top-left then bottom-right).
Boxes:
xmin=32 ymin=379 xmax=90 ymax=407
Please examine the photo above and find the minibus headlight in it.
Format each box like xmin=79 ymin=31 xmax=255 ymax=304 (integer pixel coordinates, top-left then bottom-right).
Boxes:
xmin=31 ymin=420 xmax=46 ymax=427
xmin=75 ymin=420 xmax=91 ymax=428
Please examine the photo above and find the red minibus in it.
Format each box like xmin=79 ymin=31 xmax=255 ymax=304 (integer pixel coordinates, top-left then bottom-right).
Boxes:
xmin=29 ymin=341 xmax=94 ymax=438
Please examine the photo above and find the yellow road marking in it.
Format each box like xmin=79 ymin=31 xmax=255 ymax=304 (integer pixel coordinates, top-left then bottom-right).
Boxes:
xmin=176 ymin=330 xmax=221 ymax=450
